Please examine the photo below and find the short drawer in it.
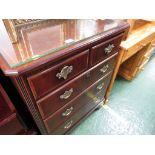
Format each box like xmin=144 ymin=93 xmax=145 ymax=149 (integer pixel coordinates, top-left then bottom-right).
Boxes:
xmin=27 ymin=50 xmax=89 ymax=100
xmin=90 ymin=33 xmax=124 ymax=66
xmin=45 ymin=74 xmax=112 ymax=134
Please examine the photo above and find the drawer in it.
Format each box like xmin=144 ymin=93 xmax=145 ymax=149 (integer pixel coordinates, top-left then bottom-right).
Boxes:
xmin=0 ymin=113 xmax=24 ymax=135
xmin=27 ymin=50 xmax=89 ymax=100
xmin=90 ymin=33 xmax=124 ymax=66
xmin=37 ymin=55 xmax=115 ymax=119
xmin=44 ymin=74 xmax=112 ymax=134
xmin=122 ymin=32 xmax=155 ymax=63
xmin=37 ymin=71 xmax=91 ymax=119
xmin=122 ymin=46 xmax=143 ymax=63
xmin=89 ymin=54 xmax=117 ymax=83
xmin=52 ymin=101 xmax=98 ymax=135
xmin=139 ymin=31 xmax=155 ymax=48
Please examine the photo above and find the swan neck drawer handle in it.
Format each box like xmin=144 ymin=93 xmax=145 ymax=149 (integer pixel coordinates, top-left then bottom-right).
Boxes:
xmin=97 ymin=83 xmax=104 ymax=90
xmin=64 ymin=120 xmax=73 ymax=129
xmin=56 ymin=65 xmax=73 ymax=80
xmin=60 ymin=88 xmax=73 ymax=100
xmin=100 ymin=64 xmax=109 ymax=73
xmin=62 ymin=107 xmax=74 ymax=117
xmin=104 ymin=44 xmax=115 ymax=54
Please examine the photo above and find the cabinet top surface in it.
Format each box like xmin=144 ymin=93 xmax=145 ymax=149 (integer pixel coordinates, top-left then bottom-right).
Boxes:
xmin=121 ymin=23 xmax=155 ymax=49
xmin=0 ymin=19 xmax=129 ymax=75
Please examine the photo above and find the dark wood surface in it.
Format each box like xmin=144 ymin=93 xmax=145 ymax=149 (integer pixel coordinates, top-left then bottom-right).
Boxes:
xmin=37 ymin=68 xmax=91 ymax=119
xmin=0 ymin=69 xmax=39 ymax=134
xmin=0 ymin=84 xmax=25 ymax=134
xmin=0 ymin=20 xmax=129 ymax=76
xmin=90 ymin=33 xmax=124 ymax=66
xmin=45 ymin=73 xmax=112 ymax=134
xmin=27 ymin=50 xmax=89 ymax=100
xmin=0 ymin=84 xmax=15 ymax=122
xmin=89 ymin=54 xmax=117 ymax=83
xmin=0 ymin=19 xmax=130 ymax=134
xmin=37 ymin=54 xmax=117 ymax=119
xmin=0 ymin=113 xmax=24 ymax=135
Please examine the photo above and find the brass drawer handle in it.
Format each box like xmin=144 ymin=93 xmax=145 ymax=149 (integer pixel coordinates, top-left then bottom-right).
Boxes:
xmin=97 ymin=83 xmax=104 ymax=90
xmin=64 ymin=120 xmax=73 ymax=129
xmin=104 ymin=44 xmax=115 ymax=54
xmin=60 ymin=88 xmax=73 ymax=100
xmin=100 ymin=64 xmax=109 ymax=73
xmin=62 ymin=107 xmax=74 ymax=117
xmin=56 ymin=65 xmax=73 ymax=80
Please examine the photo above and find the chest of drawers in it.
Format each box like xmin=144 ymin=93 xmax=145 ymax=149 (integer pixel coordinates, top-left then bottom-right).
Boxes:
xmin=0 ymin=19 xmax=129 ymax=134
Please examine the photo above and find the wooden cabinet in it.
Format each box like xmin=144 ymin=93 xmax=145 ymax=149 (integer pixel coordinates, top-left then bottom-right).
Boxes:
xmin=119 ymin=20 xmax=155 ymax=80
xmin=0 ymin=19 xmax=129 ymax=134
xmin=104 ymin=19 xmax=155 ymax=104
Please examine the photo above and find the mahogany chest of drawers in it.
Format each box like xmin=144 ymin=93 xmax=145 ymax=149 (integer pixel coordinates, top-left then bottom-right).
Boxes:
xmin=0 ymin=19 xmax=129 ymax=134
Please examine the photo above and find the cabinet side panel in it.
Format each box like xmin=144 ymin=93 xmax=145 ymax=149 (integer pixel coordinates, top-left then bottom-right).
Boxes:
xmin=12 ymin=76 xmax=47 ymax=134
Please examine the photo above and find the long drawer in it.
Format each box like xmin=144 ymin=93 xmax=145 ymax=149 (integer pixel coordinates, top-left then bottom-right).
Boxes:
xmin=36 ymin=54 xmax=117 ymax=119
xmin=90 ymin=33 xmax=124 ymax=66
xmin=27 ymin=50 xmax=89 ymax=100
xmin=37 ymin=71 xmax=91 ymax=119
xmin=52 ymin=102 xmax=99 ymax=135
xmin=89 ymin=53 xmax=117 ymax=83
xmin=45 ymin=73 xmax=112 ymax=134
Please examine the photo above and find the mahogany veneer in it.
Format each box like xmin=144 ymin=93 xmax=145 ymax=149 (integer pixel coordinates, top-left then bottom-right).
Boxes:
xmin=90 ymin=33 xmax=124 ymax=66
xmin=0 ymin=19 xmax=129 ymax=134
xmin=45 ymin=73 xmax=112 ymax=134
xmin=28 ymin=50 xmax=89 ymax=100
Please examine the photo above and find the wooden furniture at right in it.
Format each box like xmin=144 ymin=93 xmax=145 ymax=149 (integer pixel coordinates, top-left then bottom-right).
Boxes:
xmin=119 ymin=20 xmax=155 ymax=80
xmin=105 ymin=19 xmax=155 ymax=103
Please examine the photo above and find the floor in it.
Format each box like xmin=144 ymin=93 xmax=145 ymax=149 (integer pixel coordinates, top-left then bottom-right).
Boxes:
xmin=70 ymin=54 xmax=155 ymax=135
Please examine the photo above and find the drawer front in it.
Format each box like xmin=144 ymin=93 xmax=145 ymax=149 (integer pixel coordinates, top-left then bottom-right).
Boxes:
xmin=89 ymin=54 xmax=117 ymax=83
xmin=90 ymin=33 xmax=123 ymax=66
xmin=52 ymin=101 xmax=98 ymax=135
xmin=139 ymin=31 xmax=155 ymax=48
xmin=37 ymin=55 xmax=116 ymax=119
xmin=45 ymin=74 xmax=112 ymax=134
xmin=37 ymin=72 xmax=91 ymax=119
xmin=27 ymin=50 xmax=89 ymax=100
xmin=122 ymin=44 xmax=144 ymax=63
xmin=122 ymin=32 xmax=155 ymax=63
